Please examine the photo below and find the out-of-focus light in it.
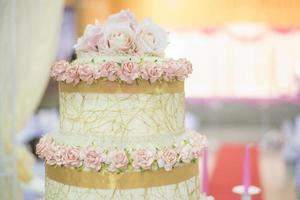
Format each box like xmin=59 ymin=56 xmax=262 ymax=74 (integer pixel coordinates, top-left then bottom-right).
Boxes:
xmin=295 ymin=62 xmax=300 ymax=78
xmin=166 ymin=24 xmax=300 ymax=98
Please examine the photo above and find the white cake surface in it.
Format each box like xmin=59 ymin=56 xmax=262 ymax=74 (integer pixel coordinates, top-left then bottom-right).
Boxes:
xmin=59 ymin=91 xmax=185 ymax=138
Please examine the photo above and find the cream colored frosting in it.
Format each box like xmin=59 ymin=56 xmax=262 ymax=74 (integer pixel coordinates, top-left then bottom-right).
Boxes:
xmin=74 ymin=54 xmax=164 ymax=64
xmin=49 ymin=130 xmax=198 ymax=151
xmin=59 ymin=92 xmax=185 ymax=138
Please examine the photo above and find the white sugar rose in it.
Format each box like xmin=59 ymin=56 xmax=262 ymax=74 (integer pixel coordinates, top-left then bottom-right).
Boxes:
xmin=99 ymin=21 xmax=138 ymax=55
xmin=136 ymin=19 xmax=168 ymax=56
xmin=179 ymin=144 xmax=194 ymax=163
xmin=107 ymin=10 xmax=138 ymax=29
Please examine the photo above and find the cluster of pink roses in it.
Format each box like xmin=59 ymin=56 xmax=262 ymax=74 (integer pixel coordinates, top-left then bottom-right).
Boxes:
xmin=36 ymin=132 xmax=207 ymax=172
xmin=50 ymin=58 xmax=192 ymax=85
xmin=74 ymin=10 xmax=168 ymax=56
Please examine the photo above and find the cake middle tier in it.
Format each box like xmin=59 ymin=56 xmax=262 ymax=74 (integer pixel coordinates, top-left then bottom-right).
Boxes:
xmin=59 ymin=81 xmax=185 ymax=137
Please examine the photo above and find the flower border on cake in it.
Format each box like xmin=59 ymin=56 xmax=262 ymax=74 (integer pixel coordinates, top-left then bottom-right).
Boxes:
xmin=36 ymin=131 xmax=207 ymax=172
xmin=50 ymin=58 xmax=192 ymax=85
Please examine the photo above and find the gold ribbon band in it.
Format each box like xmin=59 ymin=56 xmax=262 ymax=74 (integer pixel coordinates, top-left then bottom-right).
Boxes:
xmin=59 ymin=81 xmax=184 ymax=94
xmin=46 ymin=163 xmax=198 ymax=189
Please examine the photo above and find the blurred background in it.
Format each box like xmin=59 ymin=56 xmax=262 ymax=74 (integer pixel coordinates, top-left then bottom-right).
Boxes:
xmin=1 ymin=0 xmax=300 ymax=200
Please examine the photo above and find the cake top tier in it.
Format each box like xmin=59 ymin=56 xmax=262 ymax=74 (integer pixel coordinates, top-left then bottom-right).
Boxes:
xmin=51 ymin=10 xmax=193 ymax=85
xmin=74 ymin=10 xmax=168 ymax=57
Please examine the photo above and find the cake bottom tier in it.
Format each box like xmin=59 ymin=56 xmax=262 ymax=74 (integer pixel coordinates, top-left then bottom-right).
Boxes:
xmin=45 ymin=164 xmax=201 ymax=200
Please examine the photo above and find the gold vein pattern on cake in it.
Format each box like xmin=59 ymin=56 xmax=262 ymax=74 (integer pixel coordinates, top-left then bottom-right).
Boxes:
xmin=59 ymin=92 xmax=185 ymax=136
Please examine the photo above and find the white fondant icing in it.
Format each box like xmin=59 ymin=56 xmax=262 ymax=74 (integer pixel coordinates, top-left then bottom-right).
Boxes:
xmin=59 ymin=92 xmax=185 ymax=137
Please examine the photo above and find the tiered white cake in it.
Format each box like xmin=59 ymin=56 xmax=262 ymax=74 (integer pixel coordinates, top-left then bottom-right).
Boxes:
xmin=37 ymin=10 xmax=209 ymax=200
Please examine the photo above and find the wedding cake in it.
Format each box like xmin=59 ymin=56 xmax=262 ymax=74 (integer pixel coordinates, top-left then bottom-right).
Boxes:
xmin=36 ymin=10 xmax=210 ymax=200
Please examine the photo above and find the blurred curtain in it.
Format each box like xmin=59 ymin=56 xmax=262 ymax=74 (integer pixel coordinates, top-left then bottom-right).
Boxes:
xmin=166 ymin=25 xmax=300 ymax=98
xmin=0 ymin=0 xmax=64 ymax=199
xmin=73 ymin=0 xmax=300 ymax=35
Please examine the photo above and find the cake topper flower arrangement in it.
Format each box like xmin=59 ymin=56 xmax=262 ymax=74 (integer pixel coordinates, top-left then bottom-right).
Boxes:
xmin=50 ymin=10 xmax=193 ymax=85
xmin=74 ymin=10 xmax=169 ymax=56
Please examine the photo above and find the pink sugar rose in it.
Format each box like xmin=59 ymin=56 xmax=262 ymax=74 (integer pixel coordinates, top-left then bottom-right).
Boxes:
xmin=53 ymin=146 xmax=67 ymax=166
xmin=107 ymin=10 xmax=138 ymax=30
xmin=136 ymin=19 xmax=168 ymax=56
xmin=74 ymin=10 xmax=139 ymax=55
xmin=190 ymin=132 xmax=207 ymax=147
xmin=106 ymin=150 xmax=128 ymax=172
xmin=157 ymin=147 xmax=178 ymax=171
xmin=74 ymin=23 xmax=103 ymax=54
xmin=179 ymin=144 xmax=194 ymax=163
xmin=83 ymin=147 xmax=106 ymax=171
xmin=118 ymin=62 xmax=139 ymax=84
xmin=162 ymin=59 xmax=177 ymax=81
xmin=100 ymin=11 xmax=138 ymax=55
xmin=191 ymin=145 xmax=203 ymax=158
xmin=97 ymin=62 xmax=118 ymax=81
xmin=64 ymin=147 xmax=82 ymax=168
xmin=163 ymin=66 xmax=176 ymax=81
xmin=173 ymin=59 xmax=192 ymax=81
xmin=140 ymin=63 xmax=163 ymax=83
xmin=132 ymin=148 xmax=155 ymax=170
xmin=190 ymin=132 xmax=207 ymax=158
xmin=100 ymin=26 xmax=138 ymax=55
xmin=36 ymin=137 xmax=49 ymax=159
xmin=65 ymin=65 xmax=80 ymax=84
xmin=172 ymin=59 xmax=191 ymax=81
xmin=44 ymin=144 xmax=57 ymax=166
xmin=50 ymin=61 xmax=68 ymax=81
xmin=172 ymin=59 xmax=192 ymax=81
xmin=179 ymin=58 xmax=193 ymax=74
xmin=174 ymin=66 xmax=188 ymax=81
xmin=162 ymin=58 xmax=192 ymax=81
xmin=78 ymin=65 xmax=95 ymax=84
